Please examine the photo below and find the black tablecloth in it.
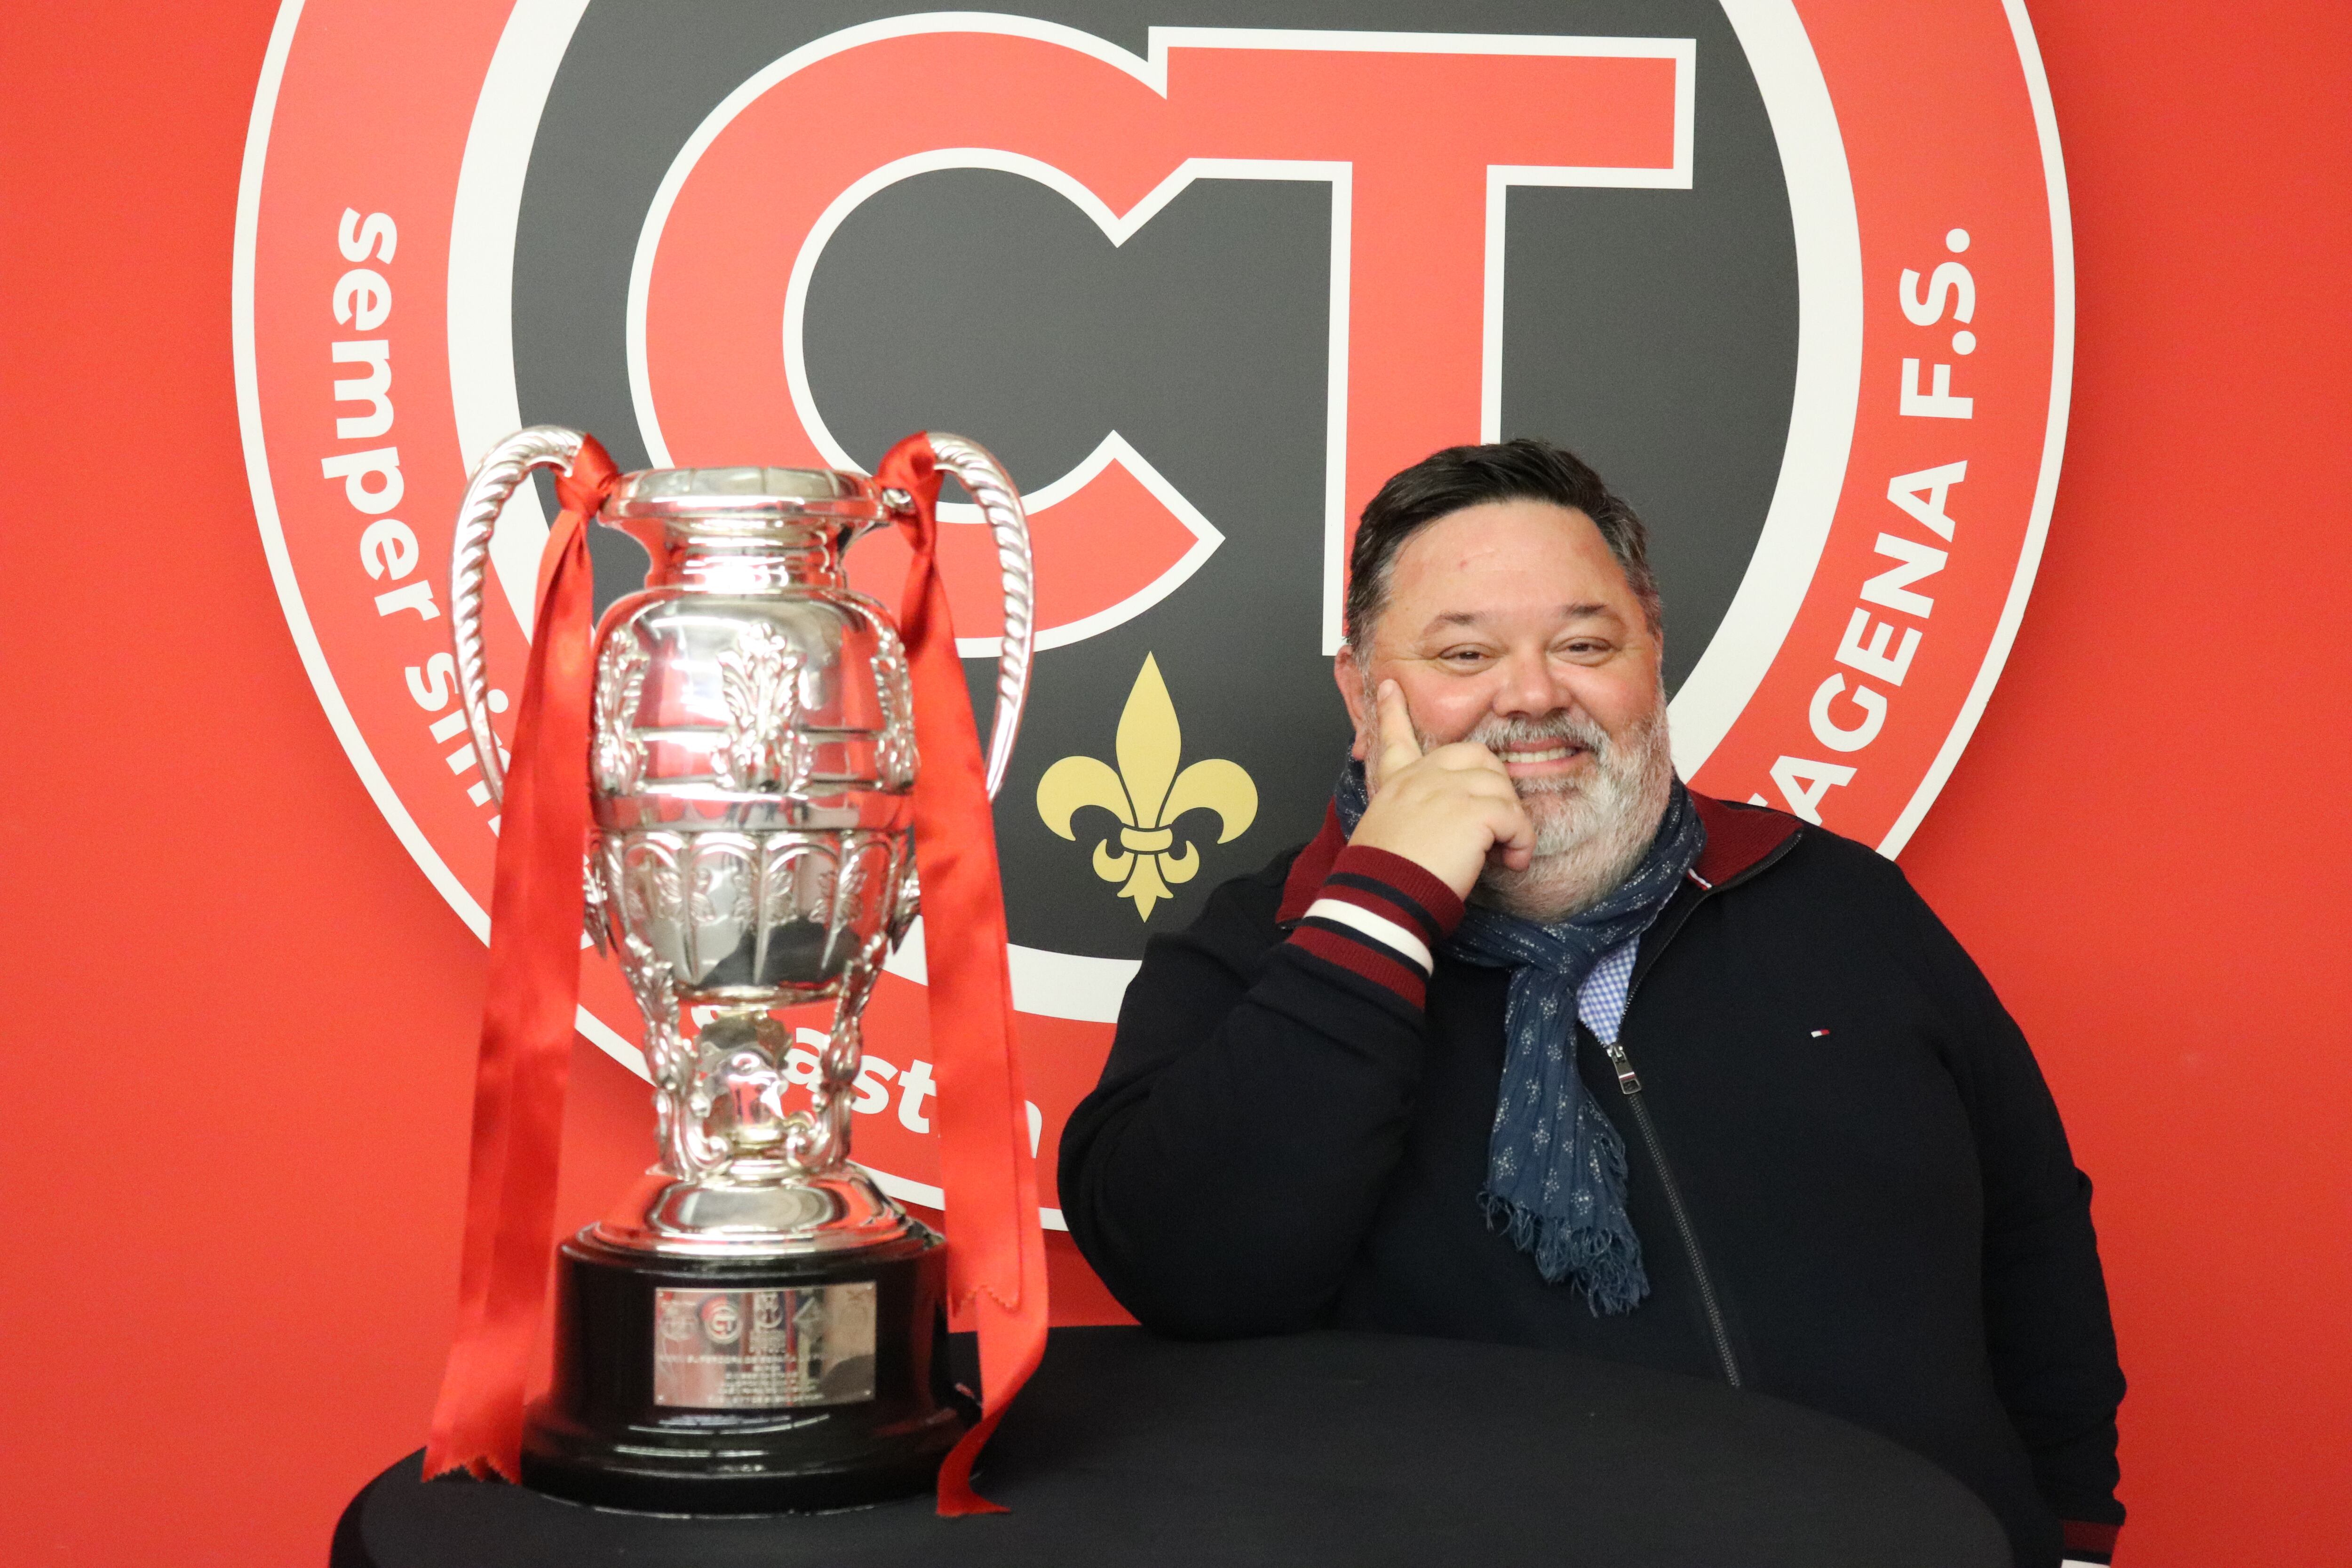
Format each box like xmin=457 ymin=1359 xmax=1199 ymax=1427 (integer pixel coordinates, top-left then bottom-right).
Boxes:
xmin=333 ymin=1326 xmax=2010 ymax=1567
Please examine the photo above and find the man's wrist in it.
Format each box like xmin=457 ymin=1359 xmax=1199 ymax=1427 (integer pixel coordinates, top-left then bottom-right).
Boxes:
xmin=1284 ymin=845 xmax=1466 ymax=1009
xmin=1340 ymin=806 xmax=1486 ymax=902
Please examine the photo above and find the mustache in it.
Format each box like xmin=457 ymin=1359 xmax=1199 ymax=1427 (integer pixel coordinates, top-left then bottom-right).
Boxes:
xmin=1462 ymin=710 xmax=1613 ymax=756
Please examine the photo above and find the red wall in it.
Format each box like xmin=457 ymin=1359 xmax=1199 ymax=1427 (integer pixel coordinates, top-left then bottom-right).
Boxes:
xmin=1 ymin=4 xmax=2343 ymax=1564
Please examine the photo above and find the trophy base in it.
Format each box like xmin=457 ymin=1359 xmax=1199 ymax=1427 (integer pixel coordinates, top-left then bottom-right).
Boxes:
xmin=521 ymin=1226 xmax=969 ymax=1513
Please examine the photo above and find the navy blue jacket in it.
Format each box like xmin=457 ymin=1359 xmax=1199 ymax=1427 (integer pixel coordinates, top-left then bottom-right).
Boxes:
xmin=1059 ymin=794 xmax=2126 ymax=1568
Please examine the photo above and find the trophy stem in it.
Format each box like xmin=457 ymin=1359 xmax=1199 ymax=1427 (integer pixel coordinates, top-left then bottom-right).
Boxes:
xmin=803 ymin=961 xmax=880 ymax=1173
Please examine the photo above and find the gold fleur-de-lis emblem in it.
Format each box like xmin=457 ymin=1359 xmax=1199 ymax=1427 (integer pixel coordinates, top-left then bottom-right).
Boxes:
xmin=1036 ymin=653 xmax=1258 ymax=920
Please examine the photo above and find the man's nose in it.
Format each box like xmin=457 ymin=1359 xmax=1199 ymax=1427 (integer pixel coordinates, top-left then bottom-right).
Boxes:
xmin=1491 ymin=647 xmax=1571 ymax=719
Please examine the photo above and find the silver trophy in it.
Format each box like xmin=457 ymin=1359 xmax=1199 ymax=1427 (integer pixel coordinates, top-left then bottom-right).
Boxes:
xmin=447 ymin=427 xmax=1033 ymax=1511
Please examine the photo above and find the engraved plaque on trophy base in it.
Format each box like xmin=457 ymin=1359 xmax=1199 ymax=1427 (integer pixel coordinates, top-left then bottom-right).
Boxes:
xmin=520 ymin=1226 xmax=969 ymax=1512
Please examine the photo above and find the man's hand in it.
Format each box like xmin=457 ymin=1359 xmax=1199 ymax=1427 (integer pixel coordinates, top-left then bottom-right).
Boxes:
xmin=1348 ymin=681 xmax=1534 ymax=899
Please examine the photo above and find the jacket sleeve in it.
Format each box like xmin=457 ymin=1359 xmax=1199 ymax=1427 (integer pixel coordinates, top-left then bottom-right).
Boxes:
xmin=1893 ymin=871 xmax=2128 ymax=1560
xmin=1057 ymin=844 xmax=1463 ymax=1338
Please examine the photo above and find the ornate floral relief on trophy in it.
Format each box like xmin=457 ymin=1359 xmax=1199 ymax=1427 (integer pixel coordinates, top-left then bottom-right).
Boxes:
xmin=593 ymin=634 xmax=650 ymax=796
xmin=714 ymin=623 xmax=813 ymax=795
xmin=869 ymin=622 xmax=917 ymax=790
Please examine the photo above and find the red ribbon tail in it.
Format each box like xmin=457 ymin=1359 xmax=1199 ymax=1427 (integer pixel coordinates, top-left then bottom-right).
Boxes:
xmin=423 ymin=438 xmax=618 ymax=1483
xmin=874 ymin=433 xmax=1051 ymax=1516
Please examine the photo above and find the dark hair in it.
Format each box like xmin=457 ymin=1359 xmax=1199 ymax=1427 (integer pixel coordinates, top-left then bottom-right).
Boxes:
xmin=1342 ymin=438 xmax=1661 ymax=647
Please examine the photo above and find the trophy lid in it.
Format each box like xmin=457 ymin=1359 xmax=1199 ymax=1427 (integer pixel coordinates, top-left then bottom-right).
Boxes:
xmin=604 ymin=464 xmax=887 ymax=522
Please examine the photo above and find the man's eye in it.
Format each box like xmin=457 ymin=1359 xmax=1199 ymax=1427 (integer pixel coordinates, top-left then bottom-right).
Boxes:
xmin=1440 ymin=648 xmax=1490 ymax=665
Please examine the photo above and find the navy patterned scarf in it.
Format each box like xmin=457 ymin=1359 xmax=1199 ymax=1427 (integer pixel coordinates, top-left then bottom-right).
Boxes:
xmin=1335 ymin=761 xmax=1705 ymax=1313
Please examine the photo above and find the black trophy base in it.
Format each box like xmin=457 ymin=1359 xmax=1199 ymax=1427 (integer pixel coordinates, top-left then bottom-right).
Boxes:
xmin=520 ymin=1226 xmax=970 ymax=1513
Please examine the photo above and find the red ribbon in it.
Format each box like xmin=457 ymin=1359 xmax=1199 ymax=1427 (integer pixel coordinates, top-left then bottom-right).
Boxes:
xmin=424 ymin=436 xmax=619 ymax=1482
xmin=875 ymin=433 xmax=1049 ymax=1516
xmin=421 ymin=432 xmax=1047 ymax=1512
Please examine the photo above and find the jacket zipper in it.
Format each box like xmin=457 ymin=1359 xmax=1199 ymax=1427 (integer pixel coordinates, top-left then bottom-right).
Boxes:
xmin=1598 ymin=1032 xmax=1744 ymax=1389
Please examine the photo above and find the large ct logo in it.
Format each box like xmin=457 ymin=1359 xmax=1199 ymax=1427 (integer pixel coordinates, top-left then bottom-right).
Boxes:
xmin=236 ymin=0 xmax=2071 ymax=1226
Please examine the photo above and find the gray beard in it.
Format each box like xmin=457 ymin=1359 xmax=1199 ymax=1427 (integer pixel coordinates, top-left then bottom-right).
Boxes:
xmin=1461 ymin=702 xmax=1675 ymax=924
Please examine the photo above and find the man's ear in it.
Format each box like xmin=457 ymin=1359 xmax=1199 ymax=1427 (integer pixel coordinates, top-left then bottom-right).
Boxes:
xmin=1334 ymin=648 xmax=1372 ymax=761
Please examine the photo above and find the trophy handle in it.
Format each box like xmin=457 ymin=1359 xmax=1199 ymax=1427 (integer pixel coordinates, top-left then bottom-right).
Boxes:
xmin=919 ymin=432 xmax=1035 ymax=801
xmin=448 ymin=425 xmax=591 ymax=806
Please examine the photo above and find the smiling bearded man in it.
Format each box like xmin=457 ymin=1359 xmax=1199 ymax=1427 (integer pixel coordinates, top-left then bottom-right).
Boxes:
xmin=1058 ymin=440 xmax=2128 ymax=1568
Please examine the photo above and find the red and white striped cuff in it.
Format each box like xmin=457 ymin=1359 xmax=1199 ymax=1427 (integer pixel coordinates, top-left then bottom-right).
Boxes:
xmin=1285 ymin=846 xmax=1465 ymax=1008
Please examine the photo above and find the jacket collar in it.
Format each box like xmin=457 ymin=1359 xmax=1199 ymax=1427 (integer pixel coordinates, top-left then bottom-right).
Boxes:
xmin=1276 ymin=803 xmax=1350 ymax=923
xmin=1276 ymin=788 xmax=1799 ymax=925
xmin=1686 ymin=790 xmax=1802 ymax=890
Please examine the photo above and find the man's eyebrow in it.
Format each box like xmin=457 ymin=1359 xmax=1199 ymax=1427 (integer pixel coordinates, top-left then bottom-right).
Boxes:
xmin=1425 ymin=602 xmax=1623 ymax=630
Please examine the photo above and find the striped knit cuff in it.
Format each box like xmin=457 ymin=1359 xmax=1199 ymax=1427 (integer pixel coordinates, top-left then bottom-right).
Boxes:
xmin=2060 ymin=1520 xmax=2119 ymax=1564
xmin=1285 ymin=847 xmax=1466 ymax=1008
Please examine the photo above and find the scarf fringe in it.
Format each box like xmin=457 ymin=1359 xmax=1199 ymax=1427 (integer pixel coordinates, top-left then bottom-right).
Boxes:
xmin=1480 ymin=1187 xmax=1649 ymax=1316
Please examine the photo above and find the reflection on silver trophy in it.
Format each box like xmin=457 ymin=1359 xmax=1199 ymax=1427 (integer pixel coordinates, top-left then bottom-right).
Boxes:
xmin=446 ymin=426 xmax=1033 ymax=1508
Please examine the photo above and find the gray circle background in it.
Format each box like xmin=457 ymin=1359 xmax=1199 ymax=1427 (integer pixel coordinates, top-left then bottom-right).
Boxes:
xmin=514 ymin=1 xmax=1798 ymax=959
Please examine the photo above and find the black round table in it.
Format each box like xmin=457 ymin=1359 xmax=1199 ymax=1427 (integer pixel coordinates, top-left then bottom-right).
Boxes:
xmin=333 ymin=1327 xmax=2009 ymax=1567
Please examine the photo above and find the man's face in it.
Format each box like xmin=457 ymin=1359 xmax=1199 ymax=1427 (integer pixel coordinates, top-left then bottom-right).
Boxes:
xmin=1335 ymin=499 xmax=1673 ymax=915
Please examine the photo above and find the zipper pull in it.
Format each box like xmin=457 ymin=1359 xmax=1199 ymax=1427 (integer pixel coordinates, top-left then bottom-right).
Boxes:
xmin=1601 ymin=1038 xmax=1643 ymax=1095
